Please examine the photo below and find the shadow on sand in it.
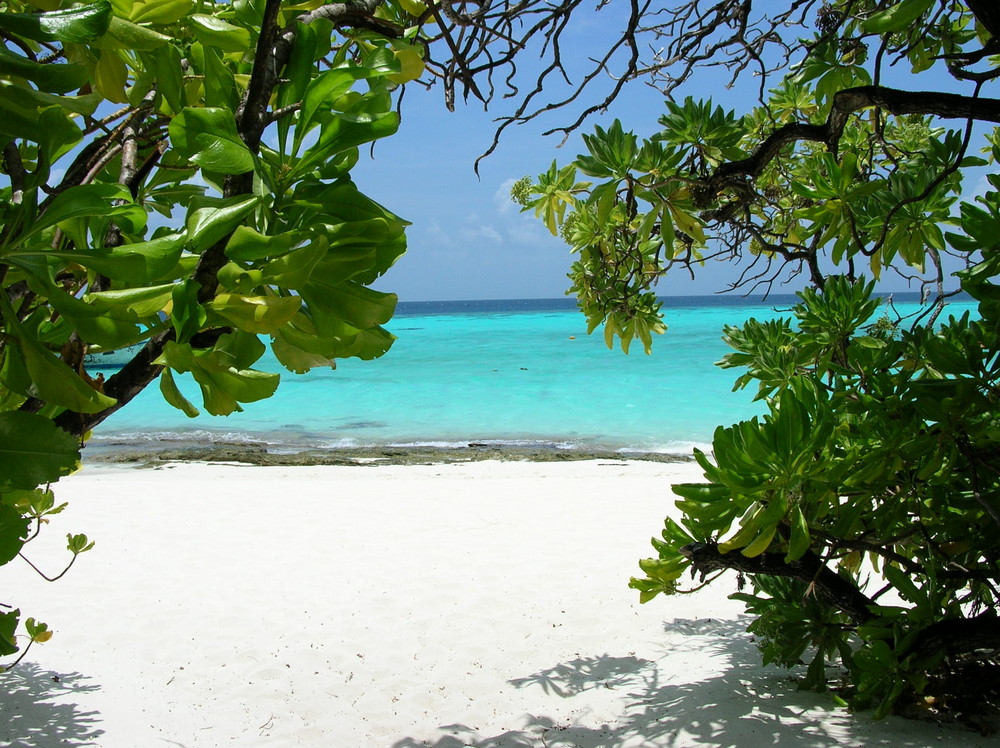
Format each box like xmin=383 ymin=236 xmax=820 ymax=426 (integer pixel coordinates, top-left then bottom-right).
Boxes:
xmin=390 ymin=617 xmax=971 ymax=748
xmin=0 ymin=661 xmax=104 ymax=747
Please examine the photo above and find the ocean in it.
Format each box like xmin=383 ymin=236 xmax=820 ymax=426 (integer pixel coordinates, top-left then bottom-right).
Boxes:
xmin=87 ymin=293 xmax=976 ymax=456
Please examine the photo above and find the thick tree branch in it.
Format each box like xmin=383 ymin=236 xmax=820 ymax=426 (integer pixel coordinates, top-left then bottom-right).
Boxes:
xmin=966 ymin=0 xmax=1000 ymax=42
xmin=680 ymin=541 xmax=876 ymax=624
xmin=911 ymin=612 xmax=1000 ymax=662
xmin=712 ymin=86 xmax=1000 ymax=188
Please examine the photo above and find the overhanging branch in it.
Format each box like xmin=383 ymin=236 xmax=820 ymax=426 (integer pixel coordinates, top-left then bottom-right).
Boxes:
xmin=712 ymin=86 xmax=1000 ymax=188
xmin=680 ymin=541 xmax=876 ymax=624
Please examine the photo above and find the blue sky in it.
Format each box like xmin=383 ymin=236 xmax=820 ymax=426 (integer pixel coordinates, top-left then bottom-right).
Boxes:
xmin=356 ymin=66 xmax=759 ymax=303
xmin=354 ymin=7 xmax=760 ymax=303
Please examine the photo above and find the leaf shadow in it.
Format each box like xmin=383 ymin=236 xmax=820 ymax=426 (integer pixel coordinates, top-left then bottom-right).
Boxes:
xmin=0 ymin=661 xmax=104 ymax=747
xmin=390 ymin=616 xmax=977 ymax=748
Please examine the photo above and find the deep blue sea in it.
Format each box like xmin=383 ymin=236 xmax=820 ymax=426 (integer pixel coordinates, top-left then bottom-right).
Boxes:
xmin=88 ymin=293 xmax=977 ymax=455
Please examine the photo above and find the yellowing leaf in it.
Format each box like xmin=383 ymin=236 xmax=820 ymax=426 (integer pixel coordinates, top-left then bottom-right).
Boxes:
xmin=209 ymin=294 xmax=302 ymax=334
xmin=94 ymin=50 xmax=128 ymax=104
xmin=398 ymin=0 xmax=427 ymax=16
xmin=388 ymin=48 xmax=424 ymax=84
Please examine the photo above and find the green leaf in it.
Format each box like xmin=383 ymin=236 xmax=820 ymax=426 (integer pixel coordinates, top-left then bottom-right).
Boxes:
xmin=156 ymin=341 xmax=279 ymax=416
xmin=16 ymin=184 xmax=142 ymax=244
xmin=159 ymin=367 xmax=200 ymax=417
xmin=138 ymin=45 xmax=186 ymax=113
xmin=0 ymin=503 xmax=31 ymax=565
xmin=0 ymin=47 xmax=89 ymax=94
xmin=200 ymin=45 xmax=238 ymax=111
xmin=0 ymin=411 xmax=80 ymax=491
xmin=189 ymin=14 xmax=251 ymax=52
xmin=102 ymin=15 xmax=172 ymax=49
xmin=208 ymin=294 xmax=302 ymax=334
xmin=785 ymin=505 xmax=811 ymax=562
xmin=225 ymin=226 xmax=300 ymax=262
xmin=185 ymin=196 xmax=259 ymax=252
xmin=299 ymin=280 xmax=397 ymax=330
xmin=87 ymin=284 xmax=175 ymax=317
xmin=25 ymin=617 xmax=53 ymax=643
xmin=271 ymin=335 xmax=336 ymax=374
xmin=130 ymin=0 xmax=194 ymax=25
xmin=21 ymin=339 xmax=118 ymax=413
xmin=0 ymin=610 xmax=19 ymax=657
xmin=862 ymin=0 xmax=934 ymax=33
xmin=294 ymin=67 xmax=360 ymax=150
xmin=297 ymin=110 xmax=399 ymax=174
xmin=169 ymin=107 xmax=255 ymax=174
xmin=0 ymin=1 xmax=112 ymax=43
xmin=171 ymin=279 xmax=207 ymax=343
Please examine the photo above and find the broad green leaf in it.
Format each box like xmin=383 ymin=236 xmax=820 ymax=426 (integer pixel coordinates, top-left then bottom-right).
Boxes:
xmin=21 ymin=339 xmax=118 ymax=413
xmin=0 ymin=503 xmax=31 ymax=565
xmin=194 ymin=365 xmax=279 ymax=416
xmin=300 ymin=280 xmax=396 ymax=330
xmin=0 ymin=609 xmax=19 ymax=657
xmin=862 ymin=0 xmax=934 ymax=33
xmin=294 ymin=67 xmax=359 ymax=151
xmin=189 ymin=14 xmax=251 ymax=53
xmin=0 ymin=411 xmax=80 ymax=491
xmin=138 ymin=45 xmax=186 ymax=113
xmin=277 ymin=21 xmax=319 ymax=151
xmin=200 ymin=45 xmax=238 ymax=111
xmin=93 ymin=50 xmax=129 ymax=104
xmin=65 ymin=234 xmax=184 ymax=284
xmin=171 ymin=279 xmax=207 ymax=342
xmin=260 ymin=240 xmax=326 ymax=287
xmin=66 ymin=534 xmax=94 ymax=555
xmin=86 ymin=284 xmax=175 ymax=317
xmin=169 ymin=107 xmax=255 ymax=174
xmin=37 ymin=106 xmax=84 ymax=163
xmin=271 ymin=334 xmax=336 ymax=374
xmin=0 ymin=80 xmax=100 ymax=124
xmin=297 ymin=110 xmax=399 ymax=174
xmin=20 ymin=184 xmax=137 ymax=242
xmin=0 ymin=1 xmax=111 ymax=43
xmin=225 ymin=226 xmax=301 ymax=262
xmin=741 ymin=523 xmax=777 ymax=557
xmin=20 ymin=276 xmax=140 ymax=349
xmin=130 ymin=0 xmax=194 ymax=25
xmin=0 ymin=47 xmax=89 ymax=94
xmin=158 ymin=343 xmax=280 ymax=416
xmin=208 ymin=294 xmax=302 ymax=334
xmin=185 ymin=196 xmax=259 ymax=252
xmin=785 ymin=505 xmax=811 ymax=562
xmin=387 ymin=47 xmax=425 ymax=85
xmin=102 ymin=15 xmax=172 ymax=49
xmin=159 ymin=368 xmax=200 ymax=417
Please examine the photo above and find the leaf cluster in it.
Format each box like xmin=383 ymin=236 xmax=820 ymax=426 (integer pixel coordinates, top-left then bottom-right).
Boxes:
xmin=520 ymin=0 xmax=1000 ymax=722
xmin=0 ymin=0 xmax=421 ymax=668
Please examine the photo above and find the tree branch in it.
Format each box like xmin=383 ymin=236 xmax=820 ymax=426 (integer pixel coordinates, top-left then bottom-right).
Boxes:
xmin=680 ymin=541 xmax=876 ymax=624
xmin=711 ymin=86 xmax=1000 ymax=189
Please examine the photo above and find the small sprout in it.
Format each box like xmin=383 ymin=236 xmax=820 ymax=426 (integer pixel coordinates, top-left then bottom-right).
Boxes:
xmin=66 ymin=534 xmax=95 ymax=555
xmin=25 ymin=618 xmax=53 ymax=644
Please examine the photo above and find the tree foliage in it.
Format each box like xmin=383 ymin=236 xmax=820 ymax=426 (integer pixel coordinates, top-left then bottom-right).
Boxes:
xmin=518 ymin=0 xmax=1000 ymax=722
xmin=0 ymin=0 xmax=422 ymax=666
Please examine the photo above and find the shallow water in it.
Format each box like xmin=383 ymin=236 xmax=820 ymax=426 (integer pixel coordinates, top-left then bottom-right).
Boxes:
xmin=90 ymin=293 xmax=974 ymax=455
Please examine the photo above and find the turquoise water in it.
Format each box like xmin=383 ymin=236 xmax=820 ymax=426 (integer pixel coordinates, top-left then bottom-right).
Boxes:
xmin=89 ymin=294 xmax=975 ymax=455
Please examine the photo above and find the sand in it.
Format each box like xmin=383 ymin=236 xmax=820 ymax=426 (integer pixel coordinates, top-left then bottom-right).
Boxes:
xmin=1 ymin=459 xmax=991 ymax=747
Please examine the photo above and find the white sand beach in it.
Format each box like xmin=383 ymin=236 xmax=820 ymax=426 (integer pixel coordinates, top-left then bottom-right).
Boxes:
xmin=2 ymin=459 xmax=991 ymax=747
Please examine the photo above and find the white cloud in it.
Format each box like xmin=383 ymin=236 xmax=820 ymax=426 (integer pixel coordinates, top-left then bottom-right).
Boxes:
xmin=494 ymin=177 xmax=520 ymax=215
xmin=460 ymin=224 xmax=503 ymax=244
